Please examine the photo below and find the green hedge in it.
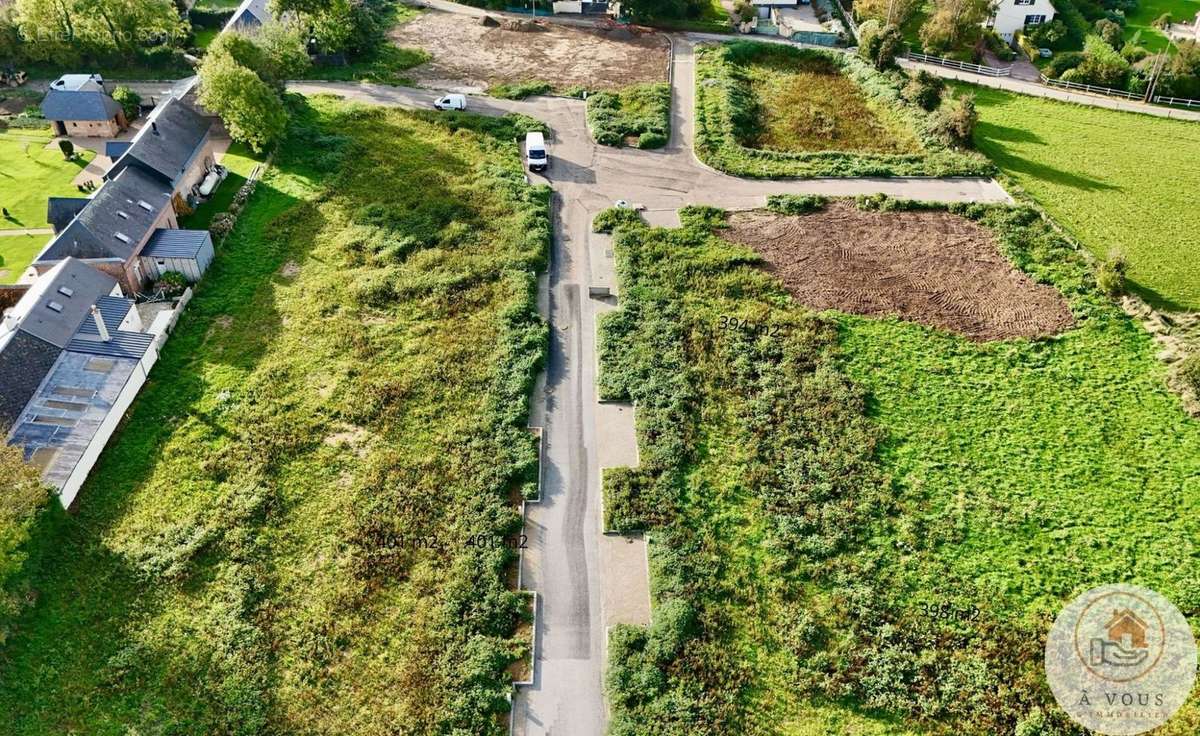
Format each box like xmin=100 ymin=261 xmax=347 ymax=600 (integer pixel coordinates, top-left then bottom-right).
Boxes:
xmin=693 ymin=41 xmax=993 ymax=178
xmin=586 ymin=83 xmax=671 ymax=149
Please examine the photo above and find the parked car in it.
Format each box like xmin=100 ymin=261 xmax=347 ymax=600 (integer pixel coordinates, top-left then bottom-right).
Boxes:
xmin=525 ymin=131 xmax=548 ymax=172
xmin=434 ymin=94 xmax=467 ymax=111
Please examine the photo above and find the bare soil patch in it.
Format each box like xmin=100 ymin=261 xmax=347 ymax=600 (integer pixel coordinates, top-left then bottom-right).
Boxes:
xmin=721 ymin=203 xmax=1074 ymax=341
xmin=388 ymin=10 xmax=669 ymax=92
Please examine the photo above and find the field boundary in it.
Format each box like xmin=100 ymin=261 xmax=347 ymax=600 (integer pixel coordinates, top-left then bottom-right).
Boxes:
xmin=907 ymin=50 xmax=1012 ymax=77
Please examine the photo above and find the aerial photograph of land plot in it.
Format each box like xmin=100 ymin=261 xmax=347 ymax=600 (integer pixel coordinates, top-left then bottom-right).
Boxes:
xmin=1 ymin=0 xmax=1199 ymax=735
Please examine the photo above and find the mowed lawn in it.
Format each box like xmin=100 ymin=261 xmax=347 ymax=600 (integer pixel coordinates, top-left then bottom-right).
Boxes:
xmin=0 ymin=97 xmax=549 ymax=735
xmin=968 ymin=85 xmax=1200 ymax=310
xmin=1123 ymin=0 xmax=1200 ymax=52
xmin=746 ymin=51 xmax=921 ymax=154
xmin=0 ymin=234 xmax=47 ymax=284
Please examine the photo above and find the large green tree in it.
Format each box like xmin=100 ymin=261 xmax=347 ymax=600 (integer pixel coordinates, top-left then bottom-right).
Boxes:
xmin=918 ymin=0 xmax=992 ymax=53
xmin=14 ymin=0 xmax=184 ymax=61
xmin=198 ymin=49 xmax=288 ymax=153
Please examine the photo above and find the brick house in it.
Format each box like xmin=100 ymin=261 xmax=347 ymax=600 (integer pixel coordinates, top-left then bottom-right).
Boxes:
xmin=40 ymin=74 xmax=128 ymax=138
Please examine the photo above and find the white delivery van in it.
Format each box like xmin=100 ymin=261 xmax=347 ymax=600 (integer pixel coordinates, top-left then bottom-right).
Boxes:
xmin=433 ymin=94 xmax=467 ymax=111
xmin=525 ymin=131 xmax=548 ymax=172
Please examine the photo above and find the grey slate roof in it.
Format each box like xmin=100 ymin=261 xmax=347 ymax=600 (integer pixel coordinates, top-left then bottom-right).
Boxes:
xmin=75 ymin=295 xmax=133 ymax=338
xmin=226 ymin=0 xmax=273 ymax=31
xmin=0 ymin=330 xmax=60 ymax=434
xmin=67 ymin=331 xmax=154 ymax=360
xmin=142 ymin=229 xmax=211 ymax=259
xmin=47 ymin=197 xmax=89 ymax=234
xmin=37 ymin=167 xmax=171 ymax=264
xmin=105 ymin=141 xmax=133 ymax=160
xmin=3 ymin=258 xmax=118 ymax=349
xmin=106 ymin=97 xmax=212 ymax=188
xmin=40 ymin=74 xmax=123 ymax=122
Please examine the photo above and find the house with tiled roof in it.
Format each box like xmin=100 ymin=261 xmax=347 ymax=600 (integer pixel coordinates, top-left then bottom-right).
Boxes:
xmin=105 ymin=96 xmax=216 ymax=203
xmin=40 ymin=74 xmax=128 ymax=138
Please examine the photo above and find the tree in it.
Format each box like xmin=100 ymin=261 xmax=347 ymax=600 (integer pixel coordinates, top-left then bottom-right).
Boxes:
xmin=1094 ymin=18 xmax=1123 ymax=49
xmin=1160 ymin=40 xmax=1200 ymax=98
xmin=58 ymin=139 xmax=74 ymax=159
xmin=15 ymin=0 xmax=185 ymax=61
xmin=903 ymin=69 xmax=944 ymax=110
xmin=859 ymin=20 xmax=904 ymax=70
xmin=1064 ymin=34 xmax=1130 ymax=88
xmin=257 ymin=21 xmax=311 ymax=80
xmin=918 ymin=0 xmax=992 ymax=54
xmin=1026 ymin=18 xmax=1068 ymax=49
xmin=111 ymin=85 xmax=141 ymax=119
xmin=198 ymin=50 xmax=288 ymax=153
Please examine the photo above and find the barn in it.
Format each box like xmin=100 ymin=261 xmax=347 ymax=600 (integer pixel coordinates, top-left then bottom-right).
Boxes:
xmin=137 ymin=229 xmax=214 ymax=283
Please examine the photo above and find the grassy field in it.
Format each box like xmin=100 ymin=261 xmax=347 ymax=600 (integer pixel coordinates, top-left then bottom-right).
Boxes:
xmin=0 ymin=129 xmax=92 ymax=230
xmin=965 ymin=84 xmax=1200 ymax=311
xmin=1123 ymin=0 xmax=1199 ymax=52
xmin=745 ymin=51 xmax=920 ymax=154
xmin=0 ymin=95 xmax=550 ymax=735
xmin=600 ymin=199 xmax=1200 ymax=736
xmin=694 ymin=42 xmax=991 ymax=178
xmin=0 ymin=234 xmax=48 ymax=284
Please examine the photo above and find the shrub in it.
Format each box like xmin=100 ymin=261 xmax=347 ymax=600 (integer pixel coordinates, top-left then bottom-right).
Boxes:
xmin=636 ymin=131 xmax=667 ymax=149
xmin=1096 ymin=250 xmax=1127 ymax=296
xmin=1066 ymin=36 xmax=1131 ymax=89
xmin=734 ymin=0 xmax=755 ymax=22
xmin=1046 ymin=50 xmax=1086 ymax=78
xmin=766 ymin=194 xmax=828 ymax=215
xmin=111 ymin=86 xmax=141 ymax=120
xmin=1095 ymin=18 xmax=1124 ymax=49
xmin=210 ymin=212 xmax=236 ymax=239
xmin=1152 ymin=12 xmax=1172 ymax=29
xmin=57 ymin=139 xmax=74 ymax=159
xmin=858 ymin=21 xmax=903 ymax=70
xmin=929 ymin=93 xmax=977 ymax=146
xmin=587 ymin=83 xmax=670 ymax=149
xmin=902 ymin=70 xmax=945 ymax=111
xmin=1026 ymin=18 xmax=1070 ymax=49
xmin=155 ymin=270 xmax=190 ymax=297
xmin=593 ymin=207 xmax=643 ymax=233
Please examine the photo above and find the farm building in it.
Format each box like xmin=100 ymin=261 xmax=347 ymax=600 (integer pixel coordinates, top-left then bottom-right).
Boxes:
xmin=40 ymin=74 xmax=127 ymax=138
xmin=138 ymin=229 xmax=214 ymax=283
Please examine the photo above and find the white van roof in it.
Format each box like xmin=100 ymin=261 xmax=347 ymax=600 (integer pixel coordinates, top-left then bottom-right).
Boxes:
xmin=526 ymin=131 xmax=545 ymax=145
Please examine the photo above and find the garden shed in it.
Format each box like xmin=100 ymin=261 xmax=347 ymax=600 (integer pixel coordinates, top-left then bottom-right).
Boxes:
xmin=137 ymin=229 xmax=214 ymax=283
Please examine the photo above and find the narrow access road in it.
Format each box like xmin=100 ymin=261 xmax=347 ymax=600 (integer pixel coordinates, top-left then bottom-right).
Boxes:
xmin=290 ymin=54 xmax=1011 ymax=735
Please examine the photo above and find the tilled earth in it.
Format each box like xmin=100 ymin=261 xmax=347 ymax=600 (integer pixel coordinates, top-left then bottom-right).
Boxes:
xmin=389 ymin=10 xmax=669 ymax=92
xmin=721 ymin=203 xmax=1075 ymax=341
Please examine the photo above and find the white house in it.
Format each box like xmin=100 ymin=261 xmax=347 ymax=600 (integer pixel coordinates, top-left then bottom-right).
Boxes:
xmin=989 ymin=0 xmax=1056 ymax=43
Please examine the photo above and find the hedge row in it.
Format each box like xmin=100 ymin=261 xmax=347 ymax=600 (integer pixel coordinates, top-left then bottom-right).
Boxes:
xmin=586 ymin=83 xmax=671 ymax=149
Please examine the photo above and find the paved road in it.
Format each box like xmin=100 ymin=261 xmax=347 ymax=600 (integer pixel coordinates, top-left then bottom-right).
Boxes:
xmin=291 ymin=54 xmax=1010 ymax=734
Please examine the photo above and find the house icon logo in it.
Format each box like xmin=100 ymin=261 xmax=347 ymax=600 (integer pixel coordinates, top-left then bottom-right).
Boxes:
xmin=1046 ymin=584 xmax=1197 ymax=736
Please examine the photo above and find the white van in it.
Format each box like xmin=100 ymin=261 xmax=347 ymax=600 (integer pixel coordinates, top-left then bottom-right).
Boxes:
xmin=525 ymin=131 xmax=548 ymax=172
xmin=434 ymin=94 xmax=466 ymax=111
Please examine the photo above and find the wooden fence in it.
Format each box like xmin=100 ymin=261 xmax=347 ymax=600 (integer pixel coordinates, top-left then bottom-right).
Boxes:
xmin=1039 ymin=74 xmax=1142 ymax=100
xmin=1153 ymin=95 xmax=1200 ymax=110
xmin=907 ymin=51 xmax=1012 ymax=77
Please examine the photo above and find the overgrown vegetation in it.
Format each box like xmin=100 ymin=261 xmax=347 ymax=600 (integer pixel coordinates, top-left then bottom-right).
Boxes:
xmin=489 ymin=80 xmax=553 ymax=100
xmin=693 ymin=41 xmax=991 ymax=177
xmin=965 ymin=82 xmax=1200 ymax=310
xmin=586 ymin=83 xmax=671 ymax=149
xmin=0 ymin=95 xmax=550 ymax=735
xmin=0 ymin=448 xmax=54 ymax=648
xmin=600 ymin=197 xmax=1200 ymax=734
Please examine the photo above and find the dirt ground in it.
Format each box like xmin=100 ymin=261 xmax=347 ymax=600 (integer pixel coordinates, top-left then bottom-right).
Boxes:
xmin=389 ymin=10 xmax=669 ymax=91
xmin=721 ymin=203 xmax=1075 ymax=341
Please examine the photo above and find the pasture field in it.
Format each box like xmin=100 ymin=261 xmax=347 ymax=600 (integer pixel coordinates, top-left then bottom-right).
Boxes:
xmin=1123 ymin=0 xmax=1199 ymax=52
xmin=966 ymin=84 xmax=1200 ymax=311
xmin=693 ymin=42 xmax=990 ymax=178
xmin=600 ymin=198 xmax=1200 ymax=736
xmin=0 ymin=128 xmax=92 ymax=229
xmin=0 ymin=95 xmax=549 ymax=735
xmin=0 ymin=234 xmax=47 ymax=285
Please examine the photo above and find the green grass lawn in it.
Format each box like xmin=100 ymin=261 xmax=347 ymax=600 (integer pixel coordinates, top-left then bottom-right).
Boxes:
xmin=0 ymin=96 xmax=549 ymax=735
xmin=193 ymin=27 xmax=220 ymax=49
xmin=599 ymin=198 xmax=1200 ymax=736
xmin=0 ymin=128 xmax=93 ymax=231
xmin=179 ymin=142 xmax=263 ymax=232
xmin=1123 ymin=0 xmax=1199 ymax=52
xmin=0 ymin=234 xmax=49 ymax=284
xmin=965 ymin=84 xmax=1200 ymax=310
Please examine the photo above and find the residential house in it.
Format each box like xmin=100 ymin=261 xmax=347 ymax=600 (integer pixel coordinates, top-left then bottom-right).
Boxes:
xmin=2 ymin=257 xmax=165 ymax=508
xmin=31 ymin=166 xmax=178 ymax=294
xmin=990 ymin=0 xmax=1056 ymax=43
xmin=0 ymin=258 xmax=122 ymax=435
xmin=224 ymin=0 xmax=274 ymax=34
xmin=40 ymin=74 xmax=128 ymax=138
xmin=105 ymin=96 xmax=216 ymax=207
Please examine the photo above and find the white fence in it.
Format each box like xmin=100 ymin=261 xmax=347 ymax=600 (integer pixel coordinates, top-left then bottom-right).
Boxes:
xmin=1039 ymin=74 xmax=1142 ymax=100
xmin=907 ymin=51 xmax=1012 ymax=77
xmin=1153 ymin=95 xmax=1200 ymax=109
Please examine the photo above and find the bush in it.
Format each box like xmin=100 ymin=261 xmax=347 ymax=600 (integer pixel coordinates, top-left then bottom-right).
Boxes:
xmin=1152 ymin=12 xmax=1172 ymax=29
xmin=593 ymin=207 xmax=644 ymax=233
xmin=929 ymin=93 xmax=977 ymax=146
xmin=1063 ymin=35 xmax=1131 ymax=88
xmin=858 ymin=21 xmax=903 ymax=70
xmin=902 ymin=70 xmax=945 ymax=111
xmin=636 ymin=131 xmax=667 ymax=149
xmin=1096 ymin=250 xmax=1127 ymax=296
xmin=766 ymin=194 xmax=828 ymax=215
xmin=57 ymin=139 xmax=74 ymax=159
xmin=1026 ymin=18 xmax=1070 ymax=49
xmin=1095 ymin=18 xmax=1124 ymax=49
xmin=155 ymin=270 xmax=190 ymax=297
xmin=1046 ymin=50 xmax=1086 ymax=78
xmin=111 ymin=86 xmax=141 ymax=120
